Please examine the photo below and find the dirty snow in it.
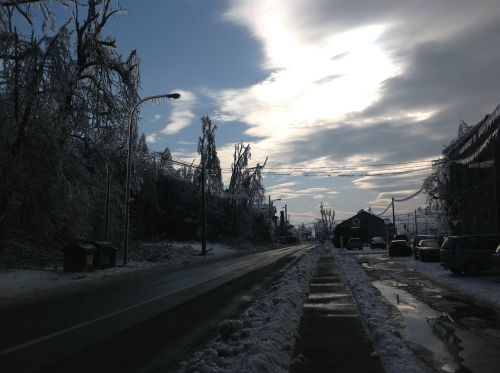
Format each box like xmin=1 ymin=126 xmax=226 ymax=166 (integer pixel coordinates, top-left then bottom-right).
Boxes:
xmin=394 ymin=257 xmax=500 ymax=310
xmin=178 ymin=245 xmax=321 ymax=373
xmin=0 ymin=241 xmax=237 ymax=307
xmin=336 ymin=246 xmax=500 ymax=373
xmin=334 ymin=247 xmax=433 ymax=373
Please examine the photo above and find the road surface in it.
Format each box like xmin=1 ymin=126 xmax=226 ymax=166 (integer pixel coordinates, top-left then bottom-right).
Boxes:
xmin=0 ymin=244 xmax=312 ymax=372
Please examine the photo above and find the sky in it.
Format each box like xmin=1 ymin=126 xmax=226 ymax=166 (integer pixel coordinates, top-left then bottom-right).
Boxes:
xmin=103 ymin=0 xmax=500 ymax=225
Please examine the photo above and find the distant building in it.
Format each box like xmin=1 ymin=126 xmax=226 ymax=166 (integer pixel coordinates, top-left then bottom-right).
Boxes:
xmin=333 ymin=210 xmax=387 ymax=247
xmin=443 ymin=104 xmax=500 ymax=234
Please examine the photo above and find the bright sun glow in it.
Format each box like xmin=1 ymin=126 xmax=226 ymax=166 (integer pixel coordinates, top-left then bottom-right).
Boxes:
xmin=218 ymin=4 xmax=399 ymax=145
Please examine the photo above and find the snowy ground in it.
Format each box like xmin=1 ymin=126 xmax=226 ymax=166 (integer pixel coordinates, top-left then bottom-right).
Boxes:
xmin=395 ymin=256 xmax=500 ymax=309
xmin=178 ymin=245 xmax=322 ymax=373
xmin=334 ymin=247 xmax=433 ymax=373
xmin=6 ymin=241 xmax=498 ymax=372
xmin=336 ymin=245 xmax=500 ymax=373
xmin=0 ymin=241 xmax=238 ymax=307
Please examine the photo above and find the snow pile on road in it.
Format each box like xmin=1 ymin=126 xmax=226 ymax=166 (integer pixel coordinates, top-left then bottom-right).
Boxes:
xmin=178 ymin=246 xmax=321 ymax=373
xmin=334 ymin=248 xmax=433 ymax=373
xmin=0 ymin=241 xmax=238 ymax=307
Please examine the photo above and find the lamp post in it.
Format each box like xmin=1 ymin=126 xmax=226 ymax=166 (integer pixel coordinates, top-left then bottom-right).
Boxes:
xmin=269 ymin=197 xmax=281 ymax=240
xmin=269 ymin=197 xmax=282 ymax=219
xmin=123 ymin=93 xmax=180 ymax=265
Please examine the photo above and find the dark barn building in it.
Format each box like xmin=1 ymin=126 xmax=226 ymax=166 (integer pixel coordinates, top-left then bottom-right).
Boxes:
xmin=444 ymin=104 xmax=500 ymax=235
xmin=333 ymin=210 xmax=387 ymax=247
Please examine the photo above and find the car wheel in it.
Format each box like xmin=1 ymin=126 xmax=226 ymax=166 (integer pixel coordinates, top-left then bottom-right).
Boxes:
xmin=464 ymin=261 xmax=480 ymax=276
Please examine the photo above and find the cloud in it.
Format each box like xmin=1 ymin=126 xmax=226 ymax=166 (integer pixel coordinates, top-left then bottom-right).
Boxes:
xmin=145 ymin=133 xmax=159 ymax=144
xmin=267 ymin=182 xmax=296 ymax=190
xmin=178 ymin=140 xmax=198 ymax=145
xmin=287 ymin=211 xmax=319 ymax=224
xmin=267 ymin=186 xmax=334 ymax=200
xmin=161 ymin=90 xmax=197 ymax=135
xmin=211 ymin=0 xmax=500 ymax=219
xmin=150 ymin=114 xmax=164 ymax=123
xmin=219 ymin=0 xmax=500 ymax=157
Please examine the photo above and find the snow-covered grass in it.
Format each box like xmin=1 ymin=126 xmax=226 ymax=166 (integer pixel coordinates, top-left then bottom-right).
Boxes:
xmin=178 ymin=245 xmax=322 ymax=373
xmin=334 ymin=247 xmax=433 ymax=373
xmin=0 ymin=241 xmax=238 ymax=307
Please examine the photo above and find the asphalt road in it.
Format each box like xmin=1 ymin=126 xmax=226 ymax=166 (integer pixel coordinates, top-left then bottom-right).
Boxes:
xmin=0 ymin=244 xmax=312 ymax=372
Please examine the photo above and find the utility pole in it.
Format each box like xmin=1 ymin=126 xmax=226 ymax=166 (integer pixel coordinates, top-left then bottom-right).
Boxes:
xmin=285 ymin=204 xmax=288 ymax=234
xmin=104 ymin=164 xmax=111 ymax=240
xmin=201 ymin=163 xmax=207 ymax=256
xmin=269 ymin=195 xmax=273 ymax=240
xmin=414 ymin=209 xmax=418 ymax=236
xmin=268 ymin=195 xmax=272 ymax=222
xmin=492 ymin=144 xmax=499 ymax=233
xmin=392 ymin=197 xmax=396 ymax=237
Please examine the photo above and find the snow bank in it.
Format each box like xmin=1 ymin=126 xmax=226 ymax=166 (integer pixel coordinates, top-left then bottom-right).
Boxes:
xmin=178 ymin=245 xmax=322 ymax=373
xmin=0 ymin=241 xmax=238 ymax=307
xmin=334 ymin=247 xmax=433 ymax=373
xmin=396 ymin=257 xmax=500 ymax=309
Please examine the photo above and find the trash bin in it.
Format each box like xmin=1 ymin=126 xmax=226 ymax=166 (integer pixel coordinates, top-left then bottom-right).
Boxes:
xmin=62 ymin=242 xmax=97 ymax=272
xmin=91 ymin=241 xmax=117 ymax=269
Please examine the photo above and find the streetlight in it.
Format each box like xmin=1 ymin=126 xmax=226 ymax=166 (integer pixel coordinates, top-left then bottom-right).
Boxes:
xmin=268 ymin=197 xmax=282 ymax=240
xmin=269 ymin=196 xmax=282 ymax=218
xmin=123 ymin=93 xmax=181 ymax=265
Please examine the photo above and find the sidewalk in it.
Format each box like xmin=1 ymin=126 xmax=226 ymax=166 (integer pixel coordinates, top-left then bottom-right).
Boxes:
xmin=290 ymin=252 xmax=384 ymax=372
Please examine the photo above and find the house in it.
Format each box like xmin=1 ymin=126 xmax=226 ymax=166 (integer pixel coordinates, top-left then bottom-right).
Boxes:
xmin=333 ymin=210 xmax=387 ymax=247
xmin=443 ymin=104 xmax=500 ymax=234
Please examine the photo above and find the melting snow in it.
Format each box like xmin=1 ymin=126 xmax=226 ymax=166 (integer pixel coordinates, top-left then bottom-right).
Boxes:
xmin=178 ymin=246 xmax=321 ymax=373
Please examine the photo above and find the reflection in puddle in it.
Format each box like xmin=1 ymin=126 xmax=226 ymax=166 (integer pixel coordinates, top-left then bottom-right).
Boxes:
xmin=373 ymin=280 xmax=461 ymax=372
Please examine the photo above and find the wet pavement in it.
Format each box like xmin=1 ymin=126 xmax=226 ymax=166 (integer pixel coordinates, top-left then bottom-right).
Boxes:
xmin=290 ymin=253 xmax=384 ymax=373
xmin=358 ymin=253 xmax=500 ymax=373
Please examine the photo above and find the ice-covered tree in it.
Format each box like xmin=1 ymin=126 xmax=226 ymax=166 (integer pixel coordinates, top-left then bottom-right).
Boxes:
xmin=197 ymin=116 xmax=223 ymax=195
xmin=0 ymin=0 xmax=139 ymax=239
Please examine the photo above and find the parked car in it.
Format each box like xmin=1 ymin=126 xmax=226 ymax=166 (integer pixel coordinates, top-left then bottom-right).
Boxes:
xmin=414 ymin=239 xmax=441 ymax=261
xmin=491 ymin=244 xmax=500 ymax=272
xmin=388 ymin=240 xmax=413 ymax=256
xmin=370 ymin=237 xmax=386 ymax=249
xmin=440 ymin=235 xmax=500 ymax=275
xmin=393 ymin=234 xmax=409 ymax=243
xmin=412 ymin=234 xmax=439 ymax=251
xmin=347 ymin=238 xmax=363 ymax=250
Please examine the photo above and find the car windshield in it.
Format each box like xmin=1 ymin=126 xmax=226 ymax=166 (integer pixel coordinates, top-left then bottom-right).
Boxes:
xmin=372 ymin=237 xmax=384 ymax=243
xmin=420 ymin=240 xmax=439 ymax=247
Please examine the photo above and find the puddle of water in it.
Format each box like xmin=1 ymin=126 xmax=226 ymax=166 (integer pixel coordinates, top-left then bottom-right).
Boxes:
xmin=373 ymin=280 xmax=461 ymax=372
